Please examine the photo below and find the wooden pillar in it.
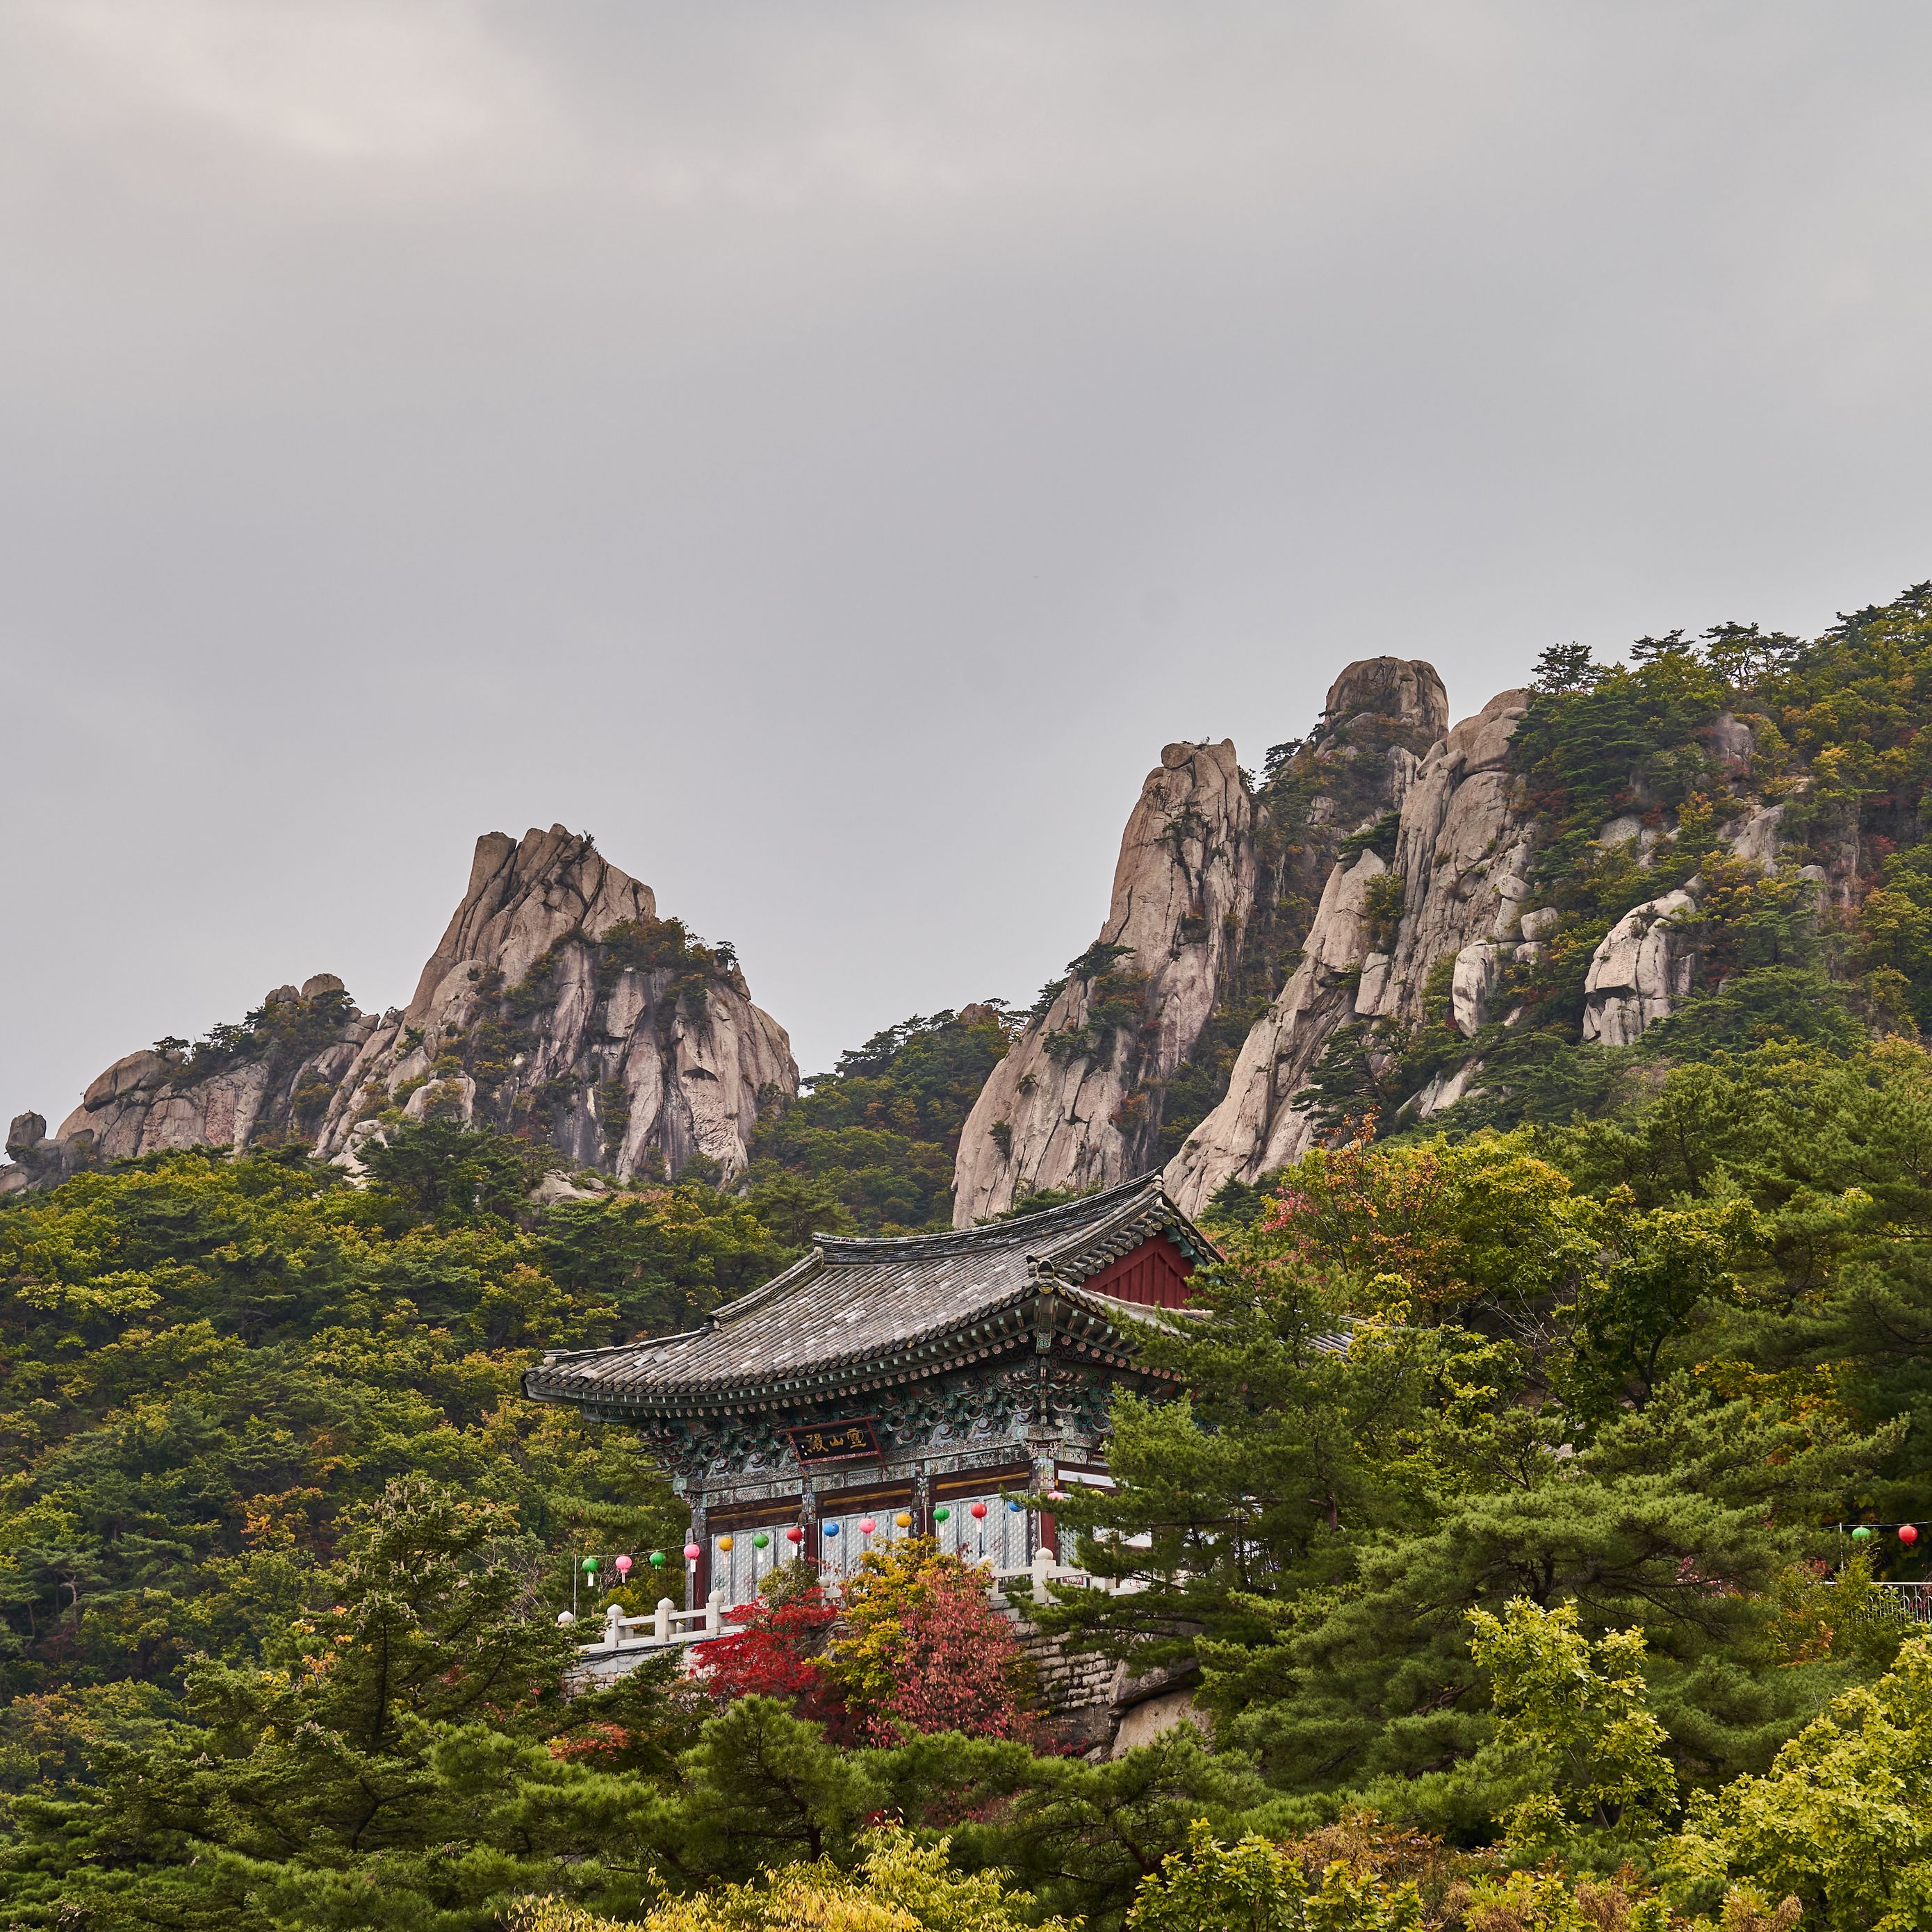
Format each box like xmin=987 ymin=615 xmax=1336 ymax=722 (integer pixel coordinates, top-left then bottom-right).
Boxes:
xmin=1033 ymin=1457 xmax=1058 ymax=1566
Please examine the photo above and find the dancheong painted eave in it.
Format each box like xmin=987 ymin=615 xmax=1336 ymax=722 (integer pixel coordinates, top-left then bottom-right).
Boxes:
xmin=521 ymin=1172 xmax=1220 ymax=1418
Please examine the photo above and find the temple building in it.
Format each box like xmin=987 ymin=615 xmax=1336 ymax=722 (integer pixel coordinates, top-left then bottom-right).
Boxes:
xmin=523 ymin=1174 xmax=1218 ymax=1607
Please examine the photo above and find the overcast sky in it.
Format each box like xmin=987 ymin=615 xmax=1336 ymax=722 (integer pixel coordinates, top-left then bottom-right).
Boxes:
xmin=3 ymin=2 xmax=1930 ymax=1124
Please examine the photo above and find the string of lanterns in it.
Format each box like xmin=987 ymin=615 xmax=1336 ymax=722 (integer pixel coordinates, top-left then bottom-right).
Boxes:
xmin=562 ymin=1496 xmax=1040 ymax=1623
xmin=1844 ymin=1523 xmax=1922 ymax=1544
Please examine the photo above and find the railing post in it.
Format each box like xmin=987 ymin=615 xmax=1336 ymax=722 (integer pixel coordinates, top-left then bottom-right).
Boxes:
xmin=705 ymin=1589 xmax=722 ymax=1634
xmin=1032 ymin=1545 xmax=1053 ymax=1603
xmin=654 ymin=1597 xmax=673 ymax=1643
xmin=603 ymin=1602 xmax=624 ymax=1648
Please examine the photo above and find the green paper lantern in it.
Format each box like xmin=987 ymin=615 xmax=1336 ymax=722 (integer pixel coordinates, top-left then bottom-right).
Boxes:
xmin=935 ymin=1507 xmax=951 ymax=1523
xmin=582 ymin=1555 xmax=599 ymax=1571
xmin=753 ymin=1532 xmax=770 ymax=1549
xmin=1853 ymin=1525 xmax=1875 ymax=1540
xmin=649 ymin=1550 xmax=666 ymax=1567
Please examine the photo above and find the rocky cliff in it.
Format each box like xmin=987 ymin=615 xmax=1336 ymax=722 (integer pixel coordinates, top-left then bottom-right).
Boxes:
xmin=952 ymin=740 xmax=1256 ymax=1222
xmin=951 ymin=660 xmax=1454 ymax=1223
xmin=1164 ymin=685 xmax=1536 ymax=1211
xmin=955 ymin=637 xmax=1840 ymax=1222
xmin=3 ymin=826 xmax=796 ymax=1194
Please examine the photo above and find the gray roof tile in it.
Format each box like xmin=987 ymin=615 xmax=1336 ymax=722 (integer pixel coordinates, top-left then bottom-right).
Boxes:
xmin=526 ymin=1172 xmax=1214 ymax=1411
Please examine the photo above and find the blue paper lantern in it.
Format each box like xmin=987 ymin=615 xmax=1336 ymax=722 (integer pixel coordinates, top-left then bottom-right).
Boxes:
xmin=824 ymin=1521 xmax=840 ymax=1537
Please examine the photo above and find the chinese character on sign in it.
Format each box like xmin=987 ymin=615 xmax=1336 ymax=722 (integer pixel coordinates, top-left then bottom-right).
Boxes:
xmin=785 ymin=1418 xmax=882 ymax=1464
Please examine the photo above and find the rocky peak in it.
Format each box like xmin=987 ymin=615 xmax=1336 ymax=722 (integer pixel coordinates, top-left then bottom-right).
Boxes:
xmin=406 ymin=826 xmax=664 ymax=1019
xmin=1307 ymin=657 xmax=1450 ymax=755
xmin=951 ymin=740 xmax=1256 ymax=1222
xmin=1164 ymin=681 xmax=1542 ymax=1212
xmin=2 ymin=826 xmax=796 ymax=1195
xmin=951 ymin=664 xmax=1463 ymax=1226
xmin=316 ymin=826 xmax=792 ymax=1183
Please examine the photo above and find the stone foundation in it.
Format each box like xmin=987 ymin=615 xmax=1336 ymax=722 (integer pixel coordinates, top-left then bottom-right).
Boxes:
xmin=994 ymin=1589 xmax=1204 ymax=1758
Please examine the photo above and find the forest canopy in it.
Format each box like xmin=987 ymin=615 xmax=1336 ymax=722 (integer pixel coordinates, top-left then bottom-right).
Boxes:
xmin=13 ymin=589 xmax=1932 ymax=1927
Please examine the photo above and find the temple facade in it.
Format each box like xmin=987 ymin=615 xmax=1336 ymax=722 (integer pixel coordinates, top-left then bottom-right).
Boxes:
xmin=523 ymin=1174 xmax=1217 ymax=1607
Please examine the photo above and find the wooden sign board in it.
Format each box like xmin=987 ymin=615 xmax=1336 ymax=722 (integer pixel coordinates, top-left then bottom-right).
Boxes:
xmin=785 ymin=1418 xmax=882 ymax=1465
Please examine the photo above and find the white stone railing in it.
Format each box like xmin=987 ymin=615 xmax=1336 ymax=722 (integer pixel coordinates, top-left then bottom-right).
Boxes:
xmin=577 ymin=1591 xmax=724 ymax=1655
xmin=993 ymin=1546 xmax=1143 ymax=1601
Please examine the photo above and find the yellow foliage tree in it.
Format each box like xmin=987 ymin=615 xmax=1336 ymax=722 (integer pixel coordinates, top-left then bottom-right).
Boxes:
xmin=509 ymin=1828 xmax=1078 ymax=1932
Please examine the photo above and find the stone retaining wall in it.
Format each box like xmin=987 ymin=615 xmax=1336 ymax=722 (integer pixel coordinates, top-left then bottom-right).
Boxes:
xmin=993 ymin=1591 xmax=1203 ymax=1756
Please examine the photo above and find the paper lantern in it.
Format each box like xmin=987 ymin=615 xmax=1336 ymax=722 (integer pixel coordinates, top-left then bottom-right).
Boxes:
xmin=582 ymin=1555 xmax=600 ymax=1573
xmin=894 ymin=1512 xmax=911 ymax=1528
xmin=1853 ymin=1525 xmax=1876 ymax=1540
xmin=823 ymin=1521 xmax=840 ymax=1537
xmin=970 ymin=1501 xmax=988 ymax=1521
xmin=753 ymin=1532 xmax=769 ymax=1549
xmin=684 ymin=1543 xmax=703 ymax=1562
xmin=785 ymin=1525 xmax=804 ymax=1545
xmin=1007 ymin=1498 xmax=1024 ymax=1513
xmin=614 ymin=1554 xmax=632 ymax=1578
xmin=935 ymin=1507 xmax=951 ymax=1523
xmin=719 ymin=1534 xmax=735 ymax=1552
xmin=649 ymin=1550 xmax=666 ymax=1567
xmin=1904 ymin=1524 xmax=1922 ymax=1546
xmin=858 ymin=1517 xmax=876 ymax=1536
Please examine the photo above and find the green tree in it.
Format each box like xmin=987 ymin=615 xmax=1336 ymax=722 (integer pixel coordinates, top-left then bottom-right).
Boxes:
xmin=0 ymin=1478 xmax=620 ymax=1928
xmin=1464 ymin=1598 xmax=1677 ymax=1861
xmin=537 ymin=1184 xmax=796 ymax=1342
xmin=361 ymin=1119 xmax=558 ymax=1221
xmin=1043 ymin=1134 xmax=1892 ymax=1810
xmin=1667 ymin=1634 xmax=1932 ymax=1931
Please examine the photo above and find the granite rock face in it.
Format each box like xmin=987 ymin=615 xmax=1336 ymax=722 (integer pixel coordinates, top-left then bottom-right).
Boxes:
xmin=1580 ymin=890 xmax=1700 ymax=1047
xmin=22 ymin=975 xmax=377 ymax=1182
xmin=1164 ymin=687 xmax=1537 ymax=1215
xmin=313 ymin=827 xmax=796 ymax=1183
xmin=951 ymin=659 xmax=1459 ymax=1227
xmin=1314 ymin=656 xmax=1450 ymax=749
xmin=952 ymin=742 xmax=1256 ymax=1223
xmin=3 ymin=828 xmax=796 ymax=1193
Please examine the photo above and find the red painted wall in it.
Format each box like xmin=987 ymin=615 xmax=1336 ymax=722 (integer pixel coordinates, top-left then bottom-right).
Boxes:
xmin=1076 ymin=1232 xmax=1196 ymax=1309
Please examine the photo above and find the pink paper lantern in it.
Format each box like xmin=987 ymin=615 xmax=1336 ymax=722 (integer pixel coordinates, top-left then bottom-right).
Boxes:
xmin=858 ymin=1518 xmax=876 ymax=1536
xmin=614 ymin=1554 xmax=632 ymax=1578
xmin=684 ymin=1543 xmax=703 ymax=1562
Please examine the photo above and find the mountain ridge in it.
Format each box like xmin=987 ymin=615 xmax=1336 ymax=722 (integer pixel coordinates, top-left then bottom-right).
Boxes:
xmin=10 ymin=580 xmax=1932 ymax=1227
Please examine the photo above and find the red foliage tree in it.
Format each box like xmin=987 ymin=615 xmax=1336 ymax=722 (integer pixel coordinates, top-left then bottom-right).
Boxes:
xmin=691 ymin=1574 xmax=844 ymax=1725
xmin=824 ymin=1541 xmax=1042 ymax=1746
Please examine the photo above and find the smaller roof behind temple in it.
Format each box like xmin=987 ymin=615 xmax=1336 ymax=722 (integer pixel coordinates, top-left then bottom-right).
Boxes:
xmin=524 ymin=1172 xmax=1219 ymax=1419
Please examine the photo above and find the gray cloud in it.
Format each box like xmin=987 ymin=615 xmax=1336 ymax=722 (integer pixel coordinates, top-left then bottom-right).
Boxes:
xmin=3 ymin=1 xmax=1930 ymax=1115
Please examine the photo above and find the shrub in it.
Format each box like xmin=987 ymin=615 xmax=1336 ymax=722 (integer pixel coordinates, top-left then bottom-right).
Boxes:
xmin=1127 ymin=1819 xmax=1425 ymax=1931
xmin=511 ymin=1826 xmax=1075 ymax=1931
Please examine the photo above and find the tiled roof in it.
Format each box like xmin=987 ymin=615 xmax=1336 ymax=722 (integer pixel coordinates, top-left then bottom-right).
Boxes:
xmin=525 ymin=1173 xmax=1216 ymax=1416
